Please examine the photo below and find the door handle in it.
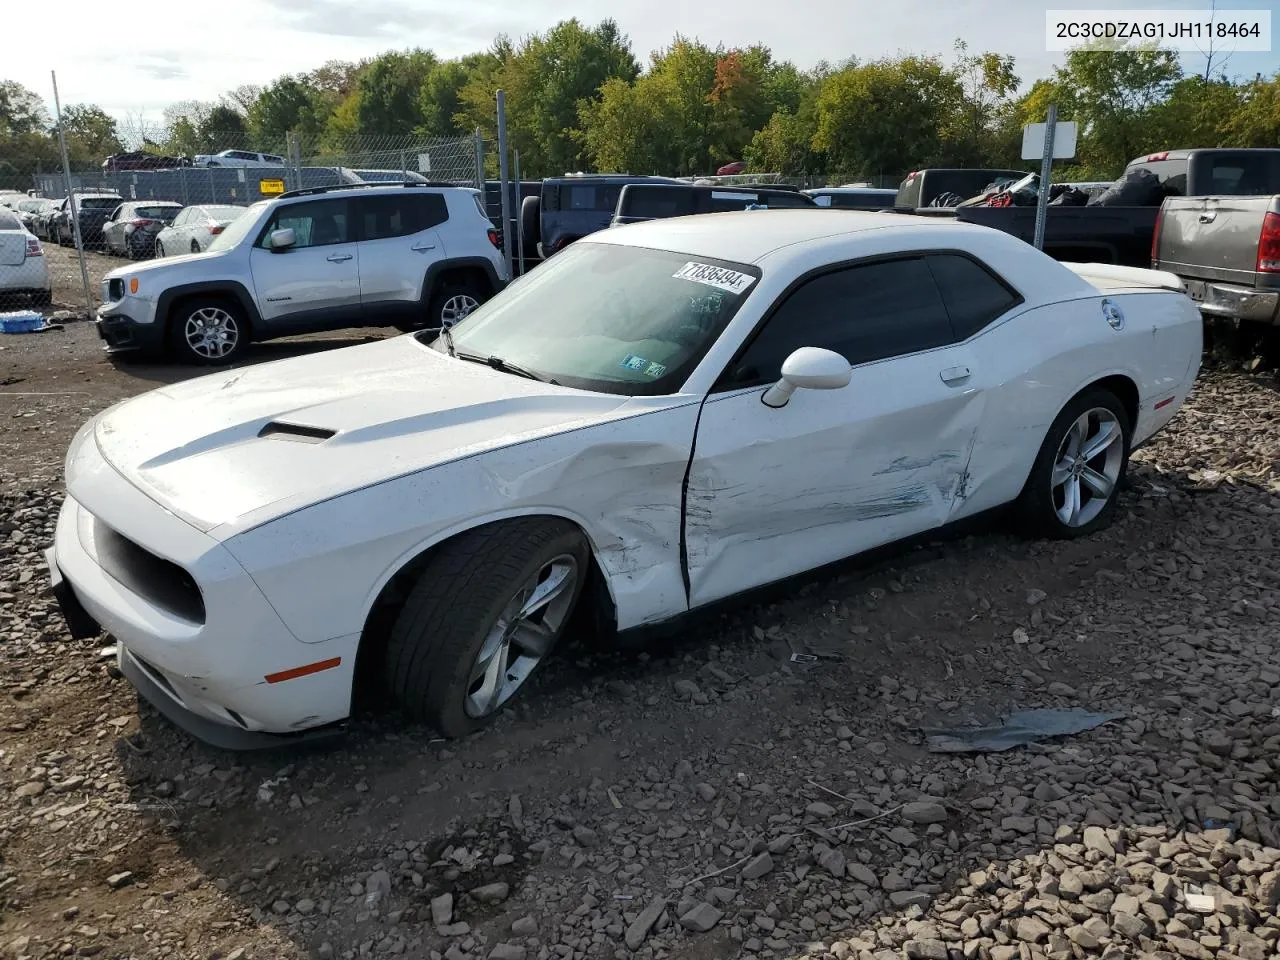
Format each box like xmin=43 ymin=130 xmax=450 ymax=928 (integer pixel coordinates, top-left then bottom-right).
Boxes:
xmin=326 ymin=253 xmax=353 ymax=262
xmin=411 ymin=243 xmax=436 ymax=252
xmin=940 ymin=366 xmax=971 ymax=385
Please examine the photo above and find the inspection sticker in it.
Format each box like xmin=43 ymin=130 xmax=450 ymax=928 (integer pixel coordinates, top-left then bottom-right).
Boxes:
xmin=620 ymin=354 xmax=649 ymax=372
xmin=672 ymin=261 xmax=756 ymax=295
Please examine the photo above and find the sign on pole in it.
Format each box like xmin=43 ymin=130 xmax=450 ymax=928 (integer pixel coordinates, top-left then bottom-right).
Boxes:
xmin=1026 ymin=108 xmax=1079 ymax=252
xmin=1021 ymin=120 xmax=1078 ymax=161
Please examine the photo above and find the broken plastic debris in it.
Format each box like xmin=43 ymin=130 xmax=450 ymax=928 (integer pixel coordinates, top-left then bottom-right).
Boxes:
xmin=1185 ymin=892 xmax=1215 ymax=914
xmin=921 ymin=708 xmax=1122 ymax=753
xmin=98 ymin=645 xmax=117 ymax=659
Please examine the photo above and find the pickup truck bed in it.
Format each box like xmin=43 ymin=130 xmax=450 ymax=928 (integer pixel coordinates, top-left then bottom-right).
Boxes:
xmin=907 ymin=205 xmax=1160 ymax=268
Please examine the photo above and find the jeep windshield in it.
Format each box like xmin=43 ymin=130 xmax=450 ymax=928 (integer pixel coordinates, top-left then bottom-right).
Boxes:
xmin=430 ymin=242 xmax=759 ymax=397
xmin=206 ymin=201 xmax=269 ymax=252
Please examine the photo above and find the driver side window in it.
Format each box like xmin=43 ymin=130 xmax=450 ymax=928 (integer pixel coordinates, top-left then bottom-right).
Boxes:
xmin=256 ymin=198 xmax=349 ymax=249
xmin=720 ymin=256 xmax=954 ymax=389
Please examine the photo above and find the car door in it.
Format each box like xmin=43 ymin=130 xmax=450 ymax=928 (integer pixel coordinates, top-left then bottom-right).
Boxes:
xmin=247 ymin=197 xmax=360 ymax=333
xmin=684 ymin=255 xmax=985 ymax=608
xmin=354 ymin=193 xmax=446 ymax=324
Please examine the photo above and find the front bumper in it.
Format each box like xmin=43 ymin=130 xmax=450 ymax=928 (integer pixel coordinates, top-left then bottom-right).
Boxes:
xmin=1183 ymin=279 xmax=1280 ymax=325
xmin=96 ymin=308 xmax=166 ymax=354
xmin=48 ymin=445 xmax=359 ymax=748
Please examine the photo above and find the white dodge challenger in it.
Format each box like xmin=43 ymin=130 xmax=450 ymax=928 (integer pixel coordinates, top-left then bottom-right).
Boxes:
xmin=46 ymin=210 xmax=1202 ymax=748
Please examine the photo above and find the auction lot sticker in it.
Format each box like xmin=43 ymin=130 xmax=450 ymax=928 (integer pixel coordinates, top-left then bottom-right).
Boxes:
xmin=673 ymin=262 xmax=756 ymax=295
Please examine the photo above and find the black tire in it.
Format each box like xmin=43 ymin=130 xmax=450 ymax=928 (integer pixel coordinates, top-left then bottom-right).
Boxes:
xmin=166 ymin=297 xmax=249 ymax=365
xmin=520 ymin=195 xmax=541 ymax=256
xmin=385 ymin=519 xmax=589 ymax=738
xmin=191 ymin=240 xmax=200 ymax=254
xmin=123 ymin=236 xmax=137 ymax=260
xmin=1015 ymin=387 xmax=1131 ymax=539
xmin=31 ymin=290 xmax=52 ymax=307
xmin=424 ymin=278 xmax=488 ymax=333
xmin=155 ymin=239 xmax=166 ymax=258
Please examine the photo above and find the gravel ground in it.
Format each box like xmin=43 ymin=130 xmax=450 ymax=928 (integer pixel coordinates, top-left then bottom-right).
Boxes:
xmin=3 ymin=317 xmax=1280 ymax=960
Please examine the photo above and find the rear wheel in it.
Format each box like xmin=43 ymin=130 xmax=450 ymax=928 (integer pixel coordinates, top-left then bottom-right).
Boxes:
xmin=191 ymin=240 xmax=201 ymax=254
xmin=520 ymin=195 xmax=541 ymax=260
xmin=384 ymin=519 xmax=589 ymax=737
xmin=398 ymin=278 xmax=488 ymax=334
xmin=1016 ymin=388 xmax=1130 ymax=539
xmin=167 ymin=298 xmax=249 ymax=365
xmin=155 ymin=239 xmax=166 ymax=258
xmin=31 ymin=290 xmax=51 ymax=307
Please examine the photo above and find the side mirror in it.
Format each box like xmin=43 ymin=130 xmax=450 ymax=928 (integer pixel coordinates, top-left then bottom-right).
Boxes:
xmin=761 ymin=347 xmax=852 ymax=408
xmin=269 ymin=228 xmax=295 ymax=251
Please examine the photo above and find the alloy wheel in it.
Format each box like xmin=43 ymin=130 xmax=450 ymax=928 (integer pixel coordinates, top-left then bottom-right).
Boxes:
xmin=183 ymin=306 xmax=240 ymax=360
xmin=1050 ymin=407 xmax=1124 ymax=528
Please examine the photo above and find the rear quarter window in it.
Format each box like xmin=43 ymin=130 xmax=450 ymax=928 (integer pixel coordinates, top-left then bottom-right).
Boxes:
xmin=926 ymin=253 xmax=1023 ymax=339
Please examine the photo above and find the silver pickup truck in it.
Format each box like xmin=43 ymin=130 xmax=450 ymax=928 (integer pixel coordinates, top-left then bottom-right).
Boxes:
xmin=1151 ymin=149 xmax=1280 ymax=324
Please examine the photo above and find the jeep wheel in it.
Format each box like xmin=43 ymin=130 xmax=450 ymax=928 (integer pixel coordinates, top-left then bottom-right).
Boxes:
xmin=168 ymin=298 xmax=249 ymax=365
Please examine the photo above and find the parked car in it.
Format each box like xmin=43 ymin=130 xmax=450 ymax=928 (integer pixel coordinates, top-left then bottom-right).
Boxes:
xmin=53 ymin=192 xmax=122 ymax=248
xmin=1152 ymin=150 xmax=1280 ymax=326
xmin=1125 ymin=148 xmax=1280 ymax=198
xmin=193 ymin=149 xmax=287 ymax=168
xmin=102 ymin=151 xmax=190 ymax=171
xmin=47 ymin=210 xmax=1201 ymax=748
xmin=804 ymin=187 xmax=899 ymax=209
xmin=0 ymin=210 xmax=51 ymax=306
xmin=102 ymin=201 xmax=183 ymax=259
xmin=96 ymin=183 xmax=508 ymax=363
xmin=895 ymin=168 xmax=1030 ymax=208
xmin=155 ymin=204 xmax=248 ymax=257
xmin=13 ymin=198 xmax=55 ymax=232
xmin=520 ymin=174 xmax=683 ymax=260
xmin=33 ymin=199 xmax=64 ymax=242
xmin=611 ymin=183 xmax=815 ymax=226
xmin=482 ymin=180 xmax=540 ymax=273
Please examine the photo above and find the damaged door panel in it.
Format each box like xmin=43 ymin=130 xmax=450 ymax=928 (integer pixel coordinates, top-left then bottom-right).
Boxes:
xmin=684 ymin=345 xmax=984 ymax=608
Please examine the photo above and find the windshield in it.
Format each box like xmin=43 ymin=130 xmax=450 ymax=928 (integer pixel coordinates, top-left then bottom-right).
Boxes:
xmin=206 ymin=201 xmax=269 ymax=252
xmin=433 ymin=242 xmax=759 ymax=396
xmin=206 ymin=205 xmax=246 ymax=220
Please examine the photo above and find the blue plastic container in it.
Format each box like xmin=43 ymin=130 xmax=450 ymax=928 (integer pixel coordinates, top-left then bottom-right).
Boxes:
xmin=0 ymin=311 xmax=43 ymax=334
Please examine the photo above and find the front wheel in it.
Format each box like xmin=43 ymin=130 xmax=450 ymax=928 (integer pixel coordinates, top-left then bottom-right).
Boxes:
xmin=384 ymin=519 xmax=589 ymax=737
xmin=168 ymin=298 xmax=249 ymax=365
xmin=1016 ymin=388 xmax=1131 ymax=539
xmin=426 ymin=281 xmax=486 ymax=333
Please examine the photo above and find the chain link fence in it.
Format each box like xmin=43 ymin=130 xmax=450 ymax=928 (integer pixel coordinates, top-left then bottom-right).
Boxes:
xmin=1 ymin=130 xmax=485 ymax=321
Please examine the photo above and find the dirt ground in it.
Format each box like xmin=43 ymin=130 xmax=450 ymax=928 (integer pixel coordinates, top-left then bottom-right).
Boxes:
xmin=3 ymin=292 xmax=1280 ymax=960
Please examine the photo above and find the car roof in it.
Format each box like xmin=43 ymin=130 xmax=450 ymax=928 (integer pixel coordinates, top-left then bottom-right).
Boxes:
xmin=588 ymin=209 xmax=918 ymax=263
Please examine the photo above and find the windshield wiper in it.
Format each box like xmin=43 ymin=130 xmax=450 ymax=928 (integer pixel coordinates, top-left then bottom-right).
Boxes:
xmin=455 ymin=351 xmax=558 ymax=385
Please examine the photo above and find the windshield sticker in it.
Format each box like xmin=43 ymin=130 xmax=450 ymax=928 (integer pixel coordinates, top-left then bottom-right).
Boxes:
xmin=672 ymin=261 xmax=756 ymax=295
xmin=620 ymin=354 xmax=649 ymax=372
xmin=643 ymin=361 xmax=667 ymax=378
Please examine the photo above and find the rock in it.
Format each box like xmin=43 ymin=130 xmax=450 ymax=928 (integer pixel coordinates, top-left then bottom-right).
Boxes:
xmin=847 ymin=863 xmax=879 ymax=888
xmin=472 ymin=882 xmax=510 ymax=904
xmin=1165 ymin=936 xmax=1212 ymax=960
xmin=900 ymin=801 xmax=947 ymax=824
xmin=881 ymin=871 xmax=909 ymax=892
xmin=679 ymin=903 xmax=723 ymax=932
xmin=1110 ymin=913 xmax=1147 ymax=940
xmin=673 ymin=679 xmax=701 ymax=699
xmin=366 ymin=870 xmax=392 ymax=897
xmin=889 ymin=891 xmax=932 ymax=909
xmin=741 ymin=852 xmax=774 ymax=879
xmin=572 ymin=825 xmax=598 ymax=847
xmin=904 ymin=940 xmax=948 ymax=960
xmin=1083 ymin=826 xmax=1116 ymax=858
xmin=805 ymin=801 xmax=836 ymax=818
xmin=1059 ymin=872 xmax=1083 ymax=900
xmin=1026 ymin=588 xmax=1047 ymax=604
xmin=1066 ymin=925 xmax=1100 ymax=949
xmin=816 ymin=846 xmax=845 ymax=877
xmin=695 ymin=783 xmax=717 ymax=801
xmin=1015 ymin=917 xmax=1050 ymax=943
xmin=625 ymin=898 xmax=666 ymax=949
xmin=106 ymin=872 xmax=133 ymax=890
xmin=14 ymin=782 xmax=44 ymax=799
xmin=432 ymin=893 xmax=454 ymax=926
xmin=295 ymin=898 xmax=316 ymax=916
xmin=511 ymin=916 xmax=538 ymax=937
xmin=489 ymin=945 xmax=526 ymax=960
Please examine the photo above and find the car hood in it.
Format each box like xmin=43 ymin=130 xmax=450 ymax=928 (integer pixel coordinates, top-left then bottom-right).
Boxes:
xmin=88 ymin=336 xmax=632 ymax=537
xmin=105 ymin=246 xmax=230 ymax=280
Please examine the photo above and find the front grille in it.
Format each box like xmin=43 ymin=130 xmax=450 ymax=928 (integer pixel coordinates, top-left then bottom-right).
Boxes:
xmin=93 ymin=519 xmax=205 ymax=624
xmin=106 ymin=278 xmax=124 ymax=301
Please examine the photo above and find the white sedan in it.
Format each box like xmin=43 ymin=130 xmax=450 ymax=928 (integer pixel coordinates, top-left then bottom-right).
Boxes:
xmin=154 ymin=204 xmax=247 ymax=257
xmin=0 ymin=210 xmax=52 ymax=306
xmin=46 ymin=211 xmax=1201 ymax=748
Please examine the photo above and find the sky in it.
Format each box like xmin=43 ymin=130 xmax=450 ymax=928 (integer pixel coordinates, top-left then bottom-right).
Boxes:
xmin=7 ymin=0 xmax=1280 ymax=128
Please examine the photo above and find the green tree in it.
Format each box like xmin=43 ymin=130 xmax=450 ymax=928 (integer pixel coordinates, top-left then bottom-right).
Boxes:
xmin=355 ymin=48 xmax=438 ymax=137
xmin=61 ymin=104 xmax=122 ymax=160
xmin=1222 ymin=72 xmax=1280 ymax=147
xmin=201 ymin=103 xmax=248 ymax=147
xmin=578 ymin=75 xmax=679 ymax=173
xmin=418 ymin=59 xmax=475 ymax=137
xmin=744 ymin=106 xmax=822 ymax=173
xmin=248 ymin=76 xmax=319 ymax=148
xmin=813 ymin=56 xmax=966 ymax=179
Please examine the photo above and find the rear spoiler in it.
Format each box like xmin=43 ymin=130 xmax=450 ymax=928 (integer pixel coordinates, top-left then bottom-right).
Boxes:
xmin=1063 ymin=262 xmax=1185 ymax=292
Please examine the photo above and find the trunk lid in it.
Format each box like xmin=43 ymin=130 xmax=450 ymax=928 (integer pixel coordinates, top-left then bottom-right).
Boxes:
xmin=1157 ymin=195 xmax=1280 ymax=286
xmin=0 ymin=231 xmax=26 ymax=266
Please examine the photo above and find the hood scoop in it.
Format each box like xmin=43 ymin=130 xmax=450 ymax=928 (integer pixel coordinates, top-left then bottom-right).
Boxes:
xmin=258 ymin=421 xmax=336 ymax=444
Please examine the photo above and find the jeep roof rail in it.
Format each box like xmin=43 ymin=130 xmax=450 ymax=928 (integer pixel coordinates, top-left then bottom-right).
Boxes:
xmin=278 ymin=181 xmax=469 ymax=200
